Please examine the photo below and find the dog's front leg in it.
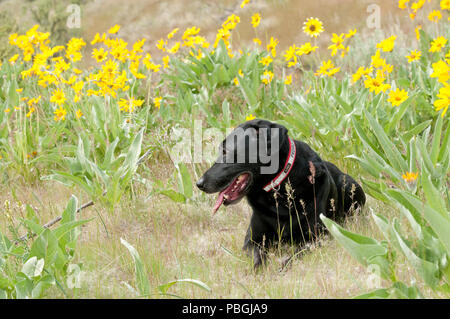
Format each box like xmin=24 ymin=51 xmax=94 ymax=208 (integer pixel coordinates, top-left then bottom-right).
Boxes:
xmin=242 ymin=213 xmax=271 ymax=269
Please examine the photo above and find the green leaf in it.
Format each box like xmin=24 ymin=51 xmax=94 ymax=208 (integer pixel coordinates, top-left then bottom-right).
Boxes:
xmin=176 ymin=162 xmax=193 ymax=199
xmin=386 ymin=189 xmax=450 ymax=252
xmin=21 ymin=256 xmax=44 ymax=278
xmin=430 ymin=115 xmax=443 ymax=165
xmin=421 ymin=173 xmax=447 ymax=216
xmin=31 ymin=275 xmax=55 ymax=298
xmin=158 ymin=189 xmax=186 ymax=203
xmin=392 ymin=221 xmax=440 ymax=288
xmin=14 ymin=274 xmax=33 ymax=299
xmin=364 ymin=110 xmax=407 ymax=172
xmin=320 ymin=214 xmax=392 ymax=279
xmin=158 ymin=278 xmax=211 ymax=295
xmin=120 ymin=238 xmax=150 ymax=297
xmin=385 ymin=95 xmax=412 ymax=134
xmin=29 ymin=229 xmax=58 ymax=266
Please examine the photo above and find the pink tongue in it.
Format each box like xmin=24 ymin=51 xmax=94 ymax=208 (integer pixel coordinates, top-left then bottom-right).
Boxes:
xmin=212 ymin=191 xmax=225 ymax=215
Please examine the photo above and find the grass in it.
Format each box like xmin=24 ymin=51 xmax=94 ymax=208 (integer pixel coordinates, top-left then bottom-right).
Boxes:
xmin=0 ymin=158 xmax=438 ymax=299
xmin=0 ymin=0 xmax=447 ymax=299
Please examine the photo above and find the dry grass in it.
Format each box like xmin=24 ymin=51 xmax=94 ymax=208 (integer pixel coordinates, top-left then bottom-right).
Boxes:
xmin=0 ymin=158 xmax=436 ymax=299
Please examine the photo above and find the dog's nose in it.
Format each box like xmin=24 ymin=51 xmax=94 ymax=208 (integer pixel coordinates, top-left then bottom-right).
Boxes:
xmin=196 ymin=177 xmax=206 ymax=191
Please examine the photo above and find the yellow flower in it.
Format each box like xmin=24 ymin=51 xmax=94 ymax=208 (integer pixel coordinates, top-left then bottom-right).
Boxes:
xmin=441 ymin=0 xmax=450 ymax=10
xmin=402 ymin=172 xmax=418 ymax=183
xmin=415 ymin=25 xmax=422 ymax=41
xmin=27 ymin=95 xmax=41 ymax=106
xmin=253 ymin=38 xmax=262 ymax=46
xmin=240 ymin=0 xmax=250 ymax=9
xmin=430 ymin=60 xmax=450 ymax=84
xmin=26 ymin=107 xmax=35 ymax=118
xmin=154 ymin=96 xmax=162 ymax=109
xmin=283 ymin=45 xmax=298 ymax=67
xmin=296 ymin=42 xmax=318 ymax=56
xmin=143 ymin=54 xmax=161 ymax=73
xmin=267 ymin=37 xmax=278 ymax=57
xmin=163 ymin=55 xmax=170 ymax=68
xmin=328 ymin=33 xmax=345 ymax=56
xmin=284 ymin=75 xmax=292 ymax=85
xmin=108 ymin=24 xmax=120 ymax=34
xmin=315 ymin=60 xmax=340 ymax=77
xmin=91 ymin=32 xmax=106 ymax=45
xmin=251 ymin=13 xmax=261 ymax=28
xmin=411 ymin=0 xmax=425 ymax=12
xmin=9 ymin=54 xmax=19 ymax=64
xmin=376 ymin=35 xmax=396 ymax=52
xmin=261 ymin=70 xmax=274 ymax=84
xmin=167 ymin=28 xmax=179 ymax=39
xmin=429 ymin=36 xmax=447 ymax=52
xmin=434 ymin=83 xmax=449 ymax=117
xmin=303 ymin=17 xmax=324 ymax=38
xmin=406 ymin=50 xmax=421 ymax=63
xmin=370 ymin=49 xmax=386 ymax=68
xmin=233 ymin=77 xmax=239 ymax=86
xmin=387 ymin=88 xmax=409 ymax=106
xmin=167 ymin=42 xmax=180 ymax=54
xmin=54 ymin=107 xmax=67 ymax=121
xmin=65 ymin=37 xmax=86 ymax=62
xmin=76 ymin=109 xmax=83 ymax=119
xmin=352 ymin=66 xmax=373 ymax=83
xmin=246 ymin=114 xmax=256 ymax=121
xmin=4 ymin=108 xmax=11 ymax=113
xmin=428 ymin=10 xmax=442 ymax=23
xmin=119 ymin=97 xmax=144 ymax=113
xmin=398 ymin=0 xmax=410 ymax=9
xmin=72 ymin=80 xmax=84 ymax=95
xmin=50 ymin=89 xmax=66 ymax=105
xmin=346 ymin=29 xmax=357 ymax=38
xmin=364 ymin=75 xmax=391 ymax=94
xmin=156 ymin=38 xmax=167 ymax=52
xmin=16 ymin=88 xmax=23 ymax=93
xmin=92 ymin=48 xmax=108 ymax=63
xmin=238 ymin=69 xmax=244 ymax=77
xmin=258 ymin=55 xmax=273 ymax=67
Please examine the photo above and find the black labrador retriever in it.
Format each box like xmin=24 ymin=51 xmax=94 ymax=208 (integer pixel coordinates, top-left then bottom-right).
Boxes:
xmin=196 ymin=119 xmax=366 ymax=268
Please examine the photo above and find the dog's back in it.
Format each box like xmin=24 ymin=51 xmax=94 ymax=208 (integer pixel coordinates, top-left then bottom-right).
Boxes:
xmin=324 ymin=161 xmax=366 ymax=214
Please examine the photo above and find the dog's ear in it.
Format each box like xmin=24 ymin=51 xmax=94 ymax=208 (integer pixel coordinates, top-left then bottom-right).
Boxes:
xmin=268 ymin=122 xmax=288 ymax=155
xmin=255 ymin=121 xmax=288 ymax=156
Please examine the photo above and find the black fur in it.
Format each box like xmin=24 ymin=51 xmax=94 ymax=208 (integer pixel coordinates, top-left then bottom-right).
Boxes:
xmin=196 ymin=119 xmax=366 ymax=268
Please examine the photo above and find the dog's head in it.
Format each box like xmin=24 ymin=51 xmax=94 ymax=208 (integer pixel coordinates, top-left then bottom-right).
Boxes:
xmin=196 ymin=119 xmax=288 ymax=213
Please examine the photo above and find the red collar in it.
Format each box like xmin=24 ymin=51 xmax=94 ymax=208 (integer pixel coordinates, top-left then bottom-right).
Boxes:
xmin=263 ymin=137 xmax=296 ymax=192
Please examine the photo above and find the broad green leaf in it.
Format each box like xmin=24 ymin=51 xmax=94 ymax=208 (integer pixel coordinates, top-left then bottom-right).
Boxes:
xmin=176 ymin=162 xmax=193 ymax=199
xmin=29 ymin=229 xmax=58 ymax=266
xmin=364 ymin=110 xmax=407 ymax=172
xmin=386 ymin=189 xmax=450 ymax=252
xmin=320 ymin=214 xmax=392 ymax=279
xmin=392 ymin=221 xmax=440 ymax=288
xmin=31 ymin=275 xmax=55 ymax=298
xmin=21 ymin=257 xmax=44 ymax=278
xmin=421 ymin=173 xmax=447 ymax=216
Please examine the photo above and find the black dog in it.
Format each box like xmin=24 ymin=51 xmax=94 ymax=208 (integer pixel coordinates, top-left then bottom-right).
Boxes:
xmin=196 ymin=119 xmax=365 ymax=268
